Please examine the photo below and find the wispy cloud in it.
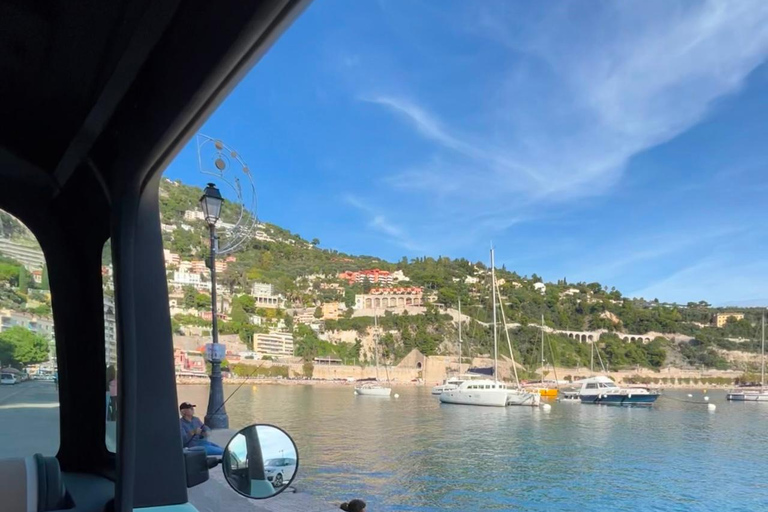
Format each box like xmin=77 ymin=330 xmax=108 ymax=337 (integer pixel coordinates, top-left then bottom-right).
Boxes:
xmin=343 ymin=194 xmax=424 ymax=251
xmin=360 ymin=1 xmax=768 ymax=230
xmin=627 ymin=257 xmax=768 ymax=305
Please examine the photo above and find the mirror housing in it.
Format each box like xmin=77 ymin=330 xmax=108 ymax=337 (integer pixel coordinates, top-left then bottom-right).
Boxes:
xmin=183 ymin=447 xmax=210 ymax=488
xmin=221 ymin=424 xmax=299 ymax=499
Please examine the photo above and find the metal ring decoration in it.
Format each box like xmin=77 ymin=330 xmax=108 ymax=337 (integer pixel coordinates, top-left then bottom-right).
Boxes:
xmin=196 ymin=133 xmax=258 ymax=255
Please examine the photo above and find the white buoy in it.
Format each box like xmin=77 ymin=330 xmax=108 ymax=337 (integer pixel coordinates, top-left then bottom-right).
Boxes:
xmin=708 ymin=404 xmax=716 ymax=411
xmin=687 ymin=394 xmax=693 ymax=398
xmin=394 ymin=393 xmax=400 ymax=398
xmin=354 ymin=390 xmax=358 ymax=395
xmin=541 ymin=403 xmax=552 ymax=412
xmin=704 ymin=396 xmax=710 ymax=402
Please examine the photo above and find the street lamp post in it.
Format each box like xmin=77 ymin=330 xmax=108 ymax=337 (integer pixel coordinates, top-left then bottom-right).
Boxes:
xmin=200 ymin=183 xmax=228 ymax=429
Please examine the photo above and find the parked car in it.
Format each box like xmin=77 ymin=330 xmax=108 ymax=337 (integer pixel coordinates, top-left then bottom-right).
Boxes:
xmin=264 ymin=458 xmax=296 ymax=487
xmin=1 ymin=373 xmax=18 ymax=385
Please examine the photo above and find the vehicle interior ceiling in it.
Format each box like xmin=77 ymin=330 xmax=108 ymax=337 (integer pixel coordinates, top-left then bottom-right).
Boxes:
xmin=0 ymin=1 xmax=310 ymax=511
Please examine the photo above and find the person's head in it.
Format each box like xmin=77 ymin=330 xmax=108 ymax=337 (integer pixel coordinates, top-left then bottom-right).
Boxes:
xmin=340 ymin=499 xmax=366 ymax=512
xmin=179 ymin=402 xmax=196 ymax=419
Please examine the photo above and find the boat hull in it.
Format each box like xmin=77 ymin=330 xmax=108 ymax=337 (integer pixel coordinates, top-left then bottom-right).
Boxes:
xmin=507 ymin=390 xmax=541 ymax=406
xmin=439 ymin=389 xmax=507 ymax=407
xmin=726 ymin=391 xmax=768 ymax=401
xmin=355 ymin=386 xmax=392 ymax=396
xmin=580 ymin=393 xmax=659 ymax=406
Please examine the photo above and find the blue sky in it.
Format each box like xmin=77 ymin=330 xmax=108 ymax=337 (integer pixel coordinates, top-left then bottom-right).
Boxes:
xmin=163 ymin=1 xmax=768 ymax=306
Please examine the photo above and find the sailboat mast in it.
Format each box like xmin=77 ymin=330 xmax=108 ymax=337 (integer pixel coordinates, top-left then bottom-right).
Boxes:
xmin=590 ymin=340 xmax=594 ymax=375
xmin=458 ymin=297 xmax=462 ymax=375
xmin=374 ymin=309 xmax=380 ymax=381
xmin=762 ymin=311 xmax=765 ymax=388
xmin=541 ymin=314 xmax=545 ymax=380
xmin=491 ymin=247 xmax=498 ymax=383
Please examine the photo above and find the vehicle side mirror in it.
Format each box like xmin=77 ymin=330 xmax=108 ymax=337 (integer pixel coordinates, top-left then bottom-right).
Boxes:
xmin=183 ymin=447 xmax=210 ymax=488
xmin=221 ymin=424 xmax=299 ymax=499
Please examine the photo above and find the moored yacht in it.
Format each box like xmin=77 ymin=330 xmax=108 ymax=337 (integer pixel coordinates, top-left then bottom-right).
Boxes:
xmin=439 ymin=379 xmax=509 ymax=407
xmin=431 ymin=373 xmax=486 ymax=395
xmin=577 ymin=375 xmax=659 ymax=406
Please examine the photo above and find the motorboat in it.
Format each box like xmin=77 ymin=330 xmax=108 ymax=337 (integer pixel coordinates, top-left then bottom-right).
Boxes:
xmin=576 ymin=376 xmax=659 ymax=406
xmin=439 ymin=379 xmax=509 ymax=407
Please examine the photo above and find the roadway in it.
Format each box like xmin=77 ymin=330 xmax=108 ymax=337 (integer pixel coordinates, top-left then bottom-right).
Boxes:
xmin=0 ymin=381 xmax=336 ymax=512
xmin=0 ymin=379 xmax=60 ymax=458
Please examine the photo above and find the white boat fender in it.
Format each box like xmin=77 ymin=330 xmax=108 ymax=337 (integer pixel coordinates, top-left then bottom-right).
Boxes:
xmin=628 ymin=394 xmax=632 ymax=398
xmin=394 ymin=393 xmax=400 ymax=398
xmin=354 ymin=390 xmax=358 ymax=395
xmin=541 ymin=403 xmax=552 ymax=412
xmin=687 ymin=394 xmax=693 ymax=398
xmin=704 ymin=396 xmax=710 ymax=402
xmin=707 ymin=404 xmax=716 ymax=411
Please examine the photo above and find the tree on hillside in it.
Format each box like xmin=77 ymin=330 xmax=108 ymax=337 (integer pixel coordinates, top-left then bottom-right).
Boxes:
xmin=313 ymin=306 xmax=323 ymax=319
xmin=41 ymin=265 xmax=49 ymax=290
xmin=195 ymin=292 xmax=211 ymax=309
xmin=182 ymin=286 xmax=197 ymax=309
xmin=344 ymin=288 xmax=356 ymax=308
xmin=18 ymin=267 xmax=30 ymax=293
xmin=0 ymin=264 xmax=19 ymax=288
xmin=294 ymin=324 xmax=319 ymax=362
xmin=234 ymin=294 xmax=256 ymax=314
xmin=0 ymin=326 xmax=49 ymax=368
xmin=311 ymin=238 xmax=320 ymax=247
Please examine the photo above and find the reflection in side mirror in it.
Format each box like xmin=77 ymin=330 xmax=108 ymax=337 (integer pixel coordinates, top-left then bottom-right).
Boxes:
xmin=222 ymin=424 xmax=299 ymax=499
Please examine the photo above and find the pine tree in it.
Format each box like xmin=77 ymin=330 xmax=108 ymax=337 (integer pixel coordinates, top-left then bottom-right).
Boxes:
xmin=40 ymin=265 xmax=49 ymax=290
xmin=18 ymin=267 xmax=29 ymax=294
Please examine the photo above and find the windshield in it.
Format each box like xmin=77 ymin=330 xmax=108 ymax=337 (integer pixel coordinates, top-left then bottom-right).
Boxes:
xmin=3 ymin=2 xmax=762 ymax=511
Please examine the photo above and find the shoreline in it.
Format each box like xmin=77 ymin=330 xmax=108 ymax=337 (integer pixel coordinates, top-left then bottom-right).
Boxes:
xmin=176 ymin=377 xmax=734 ymax=390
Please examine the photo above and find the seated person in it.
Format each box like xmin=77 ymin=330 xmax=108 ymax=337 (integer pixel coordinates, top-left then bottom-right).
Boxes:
xmin=179 ymin=402 xmax=224 ymax=456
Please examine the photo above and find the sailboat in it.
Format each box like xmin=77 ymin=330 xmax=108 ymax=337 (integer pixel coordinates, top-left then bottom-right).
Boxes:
xmin=355 ymin=310 xmax=392 ymax=397
xmin=494 ymin=273 xmax=540 ymax=407
xmin=432 ymin=299 xmax=486 ymax=395
xmin=439 ymin=248 xmax=509 ymax=407
xmin=524 ymin=316 xmax=558 ymax=398
xmin=727 ymin=312 xmax=768 ymax=402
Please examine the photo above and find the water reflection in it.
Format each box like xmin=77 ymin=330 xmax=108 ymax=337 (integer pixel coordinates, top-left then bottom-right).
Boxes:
xmin=178 ymin=385 xmax=768 ymax=511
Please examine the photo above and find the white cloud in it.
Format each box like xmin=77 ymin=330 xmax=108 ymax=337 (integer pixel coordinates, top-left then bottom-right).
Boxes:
xmin=364 ymin=1 xmax=768 ymax=225
xmin=628 ymin=257 xmax=768 ymax=305
xmin=342 ymin=194 xmax=424 ymax=251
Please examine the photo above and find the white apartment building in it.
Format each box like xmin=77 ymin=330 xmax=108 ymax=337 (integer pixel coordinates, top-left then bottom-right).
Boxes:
xmin=253 ymin=332 xmax=294 ymax=358
xmin=251 ymin=282 xmax=284 ymax=309
xmin=171 ymin=270 xmax=210 ymax=291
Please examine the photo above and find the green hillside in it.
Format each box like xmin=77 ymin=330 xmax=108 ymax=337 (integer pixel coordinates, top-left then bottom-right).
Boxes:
xmin=157 ymin=179 xmax=764 ymax=373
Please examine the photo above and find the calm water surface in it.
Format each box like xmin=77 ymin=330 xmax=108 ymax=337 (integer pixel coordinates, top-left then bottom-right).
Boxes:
xmin=179 ymin=384 xmax=768 ymax=511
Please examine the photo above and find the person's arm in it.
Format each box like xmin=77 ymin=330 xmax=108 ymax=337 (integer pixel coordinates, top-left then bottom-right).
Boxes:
xmin=200 ymin=421 xmax=211 ymax=438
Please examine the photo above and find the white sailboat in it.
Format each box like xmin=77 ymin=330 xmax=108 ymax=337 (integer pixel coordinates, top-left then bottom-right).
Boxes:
xmin=727 ymin=311 xmax=768 ymax=402
xmin=494 ymin=270 xmax=540 ymax=407
xmin=432 ymin=298 xmax=473 ymax=395
xmin=439 ymin=247 xmax=510 ymax=407
xmin=356 ymin=310 xmax=392 ymax=397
